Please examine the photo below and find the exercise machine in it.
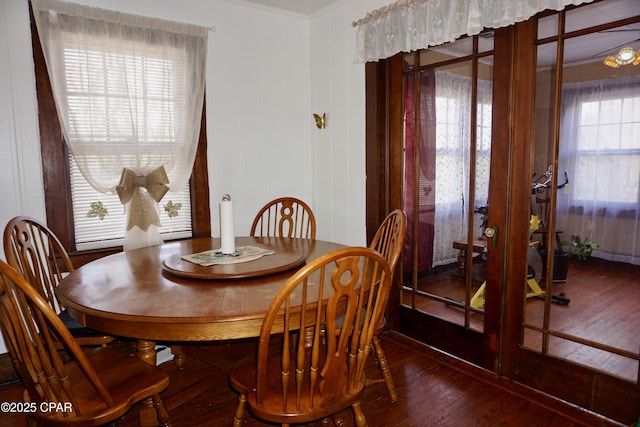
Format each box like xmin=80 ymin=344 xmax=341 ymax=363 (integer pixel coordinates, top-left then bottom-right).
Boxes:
xmin=469 ymin=245 xmax=569 ymax=308
xmin=469 ymin=167 xmax=570 ymax=308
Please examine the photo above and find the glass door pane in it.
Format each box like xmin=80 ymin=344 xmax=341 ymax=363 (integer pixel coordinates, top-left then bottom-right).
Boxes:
xmin=400 ymin=34 xmax=494 ymax=338
xmin=525 ymin=0 xmax=640 ymax=383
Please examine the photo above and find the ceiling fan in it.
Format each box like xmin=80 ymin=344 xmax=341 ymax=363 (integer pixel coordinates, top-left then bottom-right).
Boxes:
xmin=592 ymin=28 xmax=640 ymax=68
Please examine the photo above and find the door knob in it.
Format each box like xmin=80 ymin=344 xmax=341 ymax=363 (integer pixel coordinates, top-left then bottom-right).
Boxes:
xmin=484 ymin=225 xmax=499 ymax=249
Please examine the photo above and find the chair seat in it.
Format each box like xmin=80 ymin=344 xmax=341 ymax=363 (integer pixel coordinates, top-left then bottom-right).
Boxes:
xmin=31 ymin=346 xmax=170 ymax=426
xmin=229 ymin=348 xmax=366 ymax=425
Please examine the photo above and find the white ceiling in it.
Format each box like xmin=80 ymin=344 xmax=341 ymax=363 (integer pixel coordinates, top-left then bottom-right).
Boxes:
xmin=240 ymin=0 xmax=341 ymax=15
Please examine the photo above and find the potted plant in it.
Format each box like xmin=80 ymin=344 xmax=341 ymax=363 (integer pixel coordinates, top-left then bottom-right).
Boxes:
xmin=561 ymin=234 xmax=599 ymax=262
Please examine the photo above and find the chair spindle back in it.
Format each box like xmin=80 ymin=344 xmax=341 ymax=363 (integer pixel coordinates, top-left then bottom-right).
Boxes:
xmin=256 ymin=247 xmax=390 ymax=413
xmin=4 ymin=216 xmax=73 ymax=313
xmin=250 ymin=197 xmax=316 ymax=240
xmin=0 ymin=261 xmax=113 ymax=417
xmin=370 ymin=209 xmax=407 ymax=279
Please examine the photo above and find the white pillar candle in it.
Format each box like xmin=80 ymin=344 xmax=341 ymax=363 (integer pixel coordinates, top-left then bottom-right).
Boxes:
xmin=219 ymin=194 xmax=235 ymax=254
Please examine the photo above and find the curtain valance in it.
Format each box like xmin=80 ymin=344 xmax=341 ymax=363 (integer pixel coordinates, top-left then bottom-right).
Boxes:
xmin=353 ymin=0 xmax=593 ymax=63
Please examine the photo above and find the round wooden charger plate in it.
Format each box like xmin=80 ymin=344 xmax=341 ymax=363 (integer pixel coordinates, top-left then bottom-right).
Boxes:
xmin=161 ymin=250 xmax=306 ymax=280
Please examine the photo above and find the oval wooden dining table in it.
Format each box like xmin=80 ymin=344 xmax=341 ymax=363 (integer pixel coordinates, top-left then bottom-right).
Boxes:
xmin=56 ymin=236 xmax=346 ymax=367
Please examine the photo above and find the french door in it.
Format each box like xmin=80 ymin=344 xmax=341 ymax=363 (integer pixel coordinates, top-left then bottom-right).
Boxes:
xmin=366 ymin=1 xmax=639 ymax=423
xmin=371 ymin=29 xmax=510 ymax=369
xmin=505 ymin=4 xmax=640 ymax=424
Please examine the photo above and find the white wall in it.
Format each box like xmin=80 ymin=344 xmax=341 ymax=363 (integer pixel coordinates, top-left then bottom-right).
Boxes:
xmin=310 ymin=2 xmax=363 ymax=247
xmin=0 ymin=0 xmax=314 ymax=243
xmin=0 ymin=0 xmax=393 ymax=354
xmin=0 ymin=0 xmax=47 ymax=250
xmin=309 ymin=0 xmax=394 ymax=245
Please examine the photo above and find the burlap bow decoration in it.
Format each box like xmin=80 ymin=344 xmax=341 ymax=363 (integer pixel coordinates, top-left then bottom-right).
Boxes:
xmin=116 ymin=166 xmax=170 ymax=231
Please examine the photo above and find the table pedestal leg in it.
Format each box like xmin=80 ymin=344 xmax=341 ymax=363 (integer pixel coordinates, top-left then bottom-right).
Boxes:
xmin=135 ymin=339 xmax=157 ymax=365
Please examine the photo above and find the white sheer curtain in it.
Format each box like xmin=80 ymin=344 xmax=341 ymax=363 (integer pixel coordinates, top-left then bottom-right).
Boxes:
xmin=31 ymin=0 xmax=207 ymax=250
xmin=557 ymin=77 xmax=640 ymax=265
xmin=432 ymin=70 xmax=492 ymax=266
xmin=353 ymin=0 xmax=593 ymax=63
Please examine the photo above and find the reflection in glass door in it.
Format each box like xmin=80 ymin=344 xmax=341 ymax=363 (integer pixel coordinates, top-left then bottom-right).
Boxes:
xmin=525 ymin=0 xmax=640 ymax=384
xmin=399 ymin=34 xmax=494 ymax=362
xmin=506 ymin=1 xmax=640 ymax=422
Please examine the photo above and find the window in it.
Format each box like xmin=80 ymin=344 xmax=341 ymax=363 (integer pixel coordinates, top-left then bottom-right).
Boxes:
xmin=570 ymin=89 xmax=640 ymax=205
xmin=30 ymin=12 xmax=210 ymax=261
xmin=434 ymin=70 xmax=493 ymax=208
xmin=432 ymin=70 xmax=493 ymax=266
xmin=558 ymin=78 xmax=640 ymax=265
xmin=60 ymin=36 xmax=194 ymax=250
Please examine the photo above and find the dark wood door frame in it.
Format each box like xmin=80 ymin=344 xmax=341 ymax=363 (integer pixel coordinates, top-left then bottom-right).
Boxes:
xmin=365 ymin=57 xmax=405 ymax=330
xmin=487 ymin=22 xmax=533 ymax=376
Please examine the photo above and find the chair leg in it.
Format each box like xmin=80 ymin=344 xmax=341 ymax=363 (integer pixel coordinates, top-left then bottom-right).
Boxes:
xmin=171 ymin=345 xmax=186 ymax=369
xmin=372 ymin=335 xmax=397 ymax=403
xmin=152 ymin=394 xmax=172 ymax=426
xmin=351 ymin=401 xmax=367 ymax=427
xmin=233 ymin=394 xmax=247 ymax=427
xmin=330 ymin=414 xmax=345 ymax=426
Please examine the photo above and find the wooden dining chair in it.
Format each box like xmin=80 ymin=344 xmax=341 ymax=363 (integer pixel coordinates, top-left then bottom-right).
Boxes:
xmin=3 ymin=216 xmax=114 ymax=347
xmin=366 ymin=208 xmax=407 ymax=403
xmin=0 ymin=259 xmax=171 ymax=426
xmin=250 ymin=197 xmax=316 ymax=240
xmin=229 ymin=246 xmax=392 ymax=427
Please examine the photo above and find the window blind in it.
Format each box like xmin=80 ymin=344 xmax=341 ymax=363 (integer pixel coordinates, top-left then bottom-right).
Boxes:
xmin=62 ymin=37 xmax=195 ymax=250
xmin=70 ymin=154 xmax=192 ymax=250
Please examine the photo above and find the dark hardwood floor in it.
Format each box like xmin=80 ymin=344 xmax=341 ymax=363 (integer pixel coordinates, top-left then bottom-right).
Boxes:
xmin=404 ymin=256 xmax=640 ymax=382
xmin=0 ymin=333 xmax=628 ymax=427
